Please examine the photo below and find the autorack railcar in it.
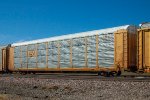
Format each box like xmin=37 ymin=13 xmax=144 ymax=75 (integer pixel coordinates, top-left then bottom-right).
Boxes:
xmin=3 ymin=25 xmax=137 ymax=76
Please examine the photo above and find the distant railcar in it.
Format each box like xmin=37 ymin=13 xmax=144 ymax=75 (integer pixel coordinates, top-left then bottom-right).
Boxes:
xmin=137 ymin=22 xmax=150 ymax=73
xmin=6 ymin=25 xmax=137 ymax=75
xmin=0 ymin=45 xmax=9 ymax=72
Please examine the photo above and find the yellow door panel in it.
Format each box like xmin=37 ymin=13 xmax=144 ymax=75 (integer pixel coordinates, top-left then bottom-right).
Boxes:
xmin=144 ymin=31 xmax=150 ymax=67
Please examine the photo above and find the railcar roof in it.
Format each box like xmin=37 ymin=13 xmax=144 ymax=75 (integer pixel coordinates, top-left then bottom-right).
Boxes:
xmin=12 ymin=25 xmax=132 ymax=46
xmin=0 ymin=45 xmax=8 ymax=48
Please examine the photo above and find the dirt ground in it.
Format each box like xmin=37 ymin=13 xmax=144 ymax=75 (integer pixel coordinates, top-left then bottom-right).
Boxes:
xmin=0 ymin=77 xmax=150 ymax=100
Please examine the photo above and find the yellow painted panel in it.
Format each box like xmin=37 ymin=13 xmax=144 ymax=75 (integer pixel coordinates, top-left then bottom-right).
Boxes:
xmin=8 ymin=47 xmax=14 ymax=71
xmin=2 ymin=49 xmax=6 ymax=71
xmin=115 ymin=33 xmax=123 ymax=67
xmin=138 ymin=31 xmax=143 ymax=69
xmin=144 ymin=31 xmax=150 ymax=67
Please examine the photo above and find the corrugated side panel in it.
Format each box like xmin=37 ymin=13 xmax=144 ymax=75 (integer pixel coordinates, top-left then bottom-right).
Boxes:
xmin=13 ymin=33 xmax=115 ymax=70
xmin=21 ymin=45 xmax=27 ymax=68
xmin=98 ymin=33 xmax=114 ymax=67
xmin=59 ymin=40 xmax=71 ymax=68
xmin=27 ymin=44 xmax=37 ymax=68
xmin=37 ymin=43 xmax=46 ymax=68
xmin=87 ymin=36 xmax=96 ymax=68
xmin=48 ymin=41 xmax=59 ymax=68
xmin=14 ymin=46 xmax=21 ymax=68
xmin=14 ymin=44 xmax=37 ymax=69
xmin=72 ymin=37 xmax=86 ymax=68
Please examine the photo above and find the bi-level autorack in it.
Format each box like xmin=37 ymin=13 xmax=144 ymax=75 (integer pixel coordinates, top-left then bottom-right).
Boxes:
xmin=0 ymin=22 xmax=150 ymax=76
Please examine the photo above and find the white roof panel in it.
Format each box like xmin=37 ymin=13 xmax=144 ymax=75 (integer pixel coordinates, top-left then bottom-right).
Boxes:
xmin=12 ymin=25 xmax=130 ymax=46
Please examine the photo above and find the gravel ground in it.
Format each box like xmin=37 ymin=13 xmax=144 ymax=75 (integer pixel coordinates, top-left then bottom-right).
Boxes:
xmin=0 ymin=77 xmax=150 ymax=100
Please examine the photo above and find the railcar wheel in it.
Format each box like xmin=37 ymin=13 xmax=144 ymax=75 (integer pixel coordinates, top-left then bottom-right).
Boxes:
xmin=138 ymin=69 xmax=144 ymax=74
xmin=32 ymin=72 xmax=36 ymax=74
xmin=130 ymin=66 xmax=138 ymax=72
xmin=105 ymin=72 xmax=110 ymax=77
xmin=19 ymin=72 xmax=27 ymax=75
xmin=109 ymin=71 xmax=117 ymax=77
xmin=116 ymin=71 xmax=121 ymax=76
xmin=19 ymin=71 xmax=22 ymax=74
xmin=98 ymin=71 xmax=112 ymax=77
xmin=98 ymin=71 xmax=102 ymax=76
xmin=98 ymin=71 xmax=106 ymax=76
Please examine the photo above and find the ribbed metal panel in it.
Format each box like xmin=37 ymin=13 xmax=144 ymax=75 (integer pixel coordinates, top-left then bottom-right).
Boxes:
xmin=22 ymin=63 xmax=27 ymax=68
xmin=21 ymin=46 xmax=27 ymax=52
xmin=28 ymin=63 xmax=36 ymax=68
xmin=87 ymin=36 xmax=96 ymax=68
xmin=47 ymin=41 xmax=59 ymax=68
xmin=72 ymin=38 xmax=86 ymax=68
xmin=48 ymin=61 xmax=58 ymax=68
xmin=59 ymin=40 xmax=71 ymax=68
xmin=98 ymin=33 xmax=114 ymax=67
xmin=38 ymin=43 xmax=46 ymax=50
xmin=13 ymin=33 xmax=115 ymax=69
xmin=28 ymin=44 xmax=36 ymax=50
xmin=14 ymin=46 xmax=21 ymax=68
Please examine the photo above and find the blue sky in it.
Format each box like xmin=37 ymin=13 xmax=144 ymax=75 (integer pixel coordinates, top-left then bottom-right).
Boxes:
xmin=0 ymin=0 xmax=149 ymax=45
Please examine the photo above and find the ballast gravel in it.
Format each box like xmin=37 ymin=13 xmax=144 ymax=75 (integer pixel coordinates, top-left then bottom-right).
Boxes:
xmin=0 ymin=77 xmax=150 ymax=100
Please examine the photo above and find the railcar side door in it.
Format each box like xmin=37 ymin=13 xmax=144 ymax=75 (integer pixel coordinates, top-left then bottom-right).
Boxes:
xmin=114 ymin=30 xmax=128 ymax=70
xmin=144 ymin=30 xmax=150 ymax=68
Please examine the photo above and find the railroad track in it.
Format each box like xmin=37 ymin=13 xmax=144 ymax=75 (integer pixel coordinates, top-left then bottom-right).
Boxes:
xmin=1 ymin=73 xmax=150 ymax=82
